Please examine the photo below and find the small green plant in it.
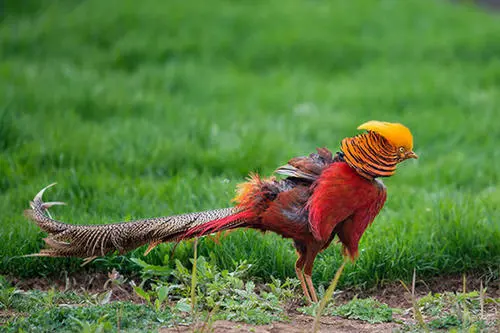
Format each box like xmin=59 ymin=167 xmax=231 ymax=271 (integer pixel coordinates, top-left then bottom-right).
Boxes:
xmin=408 ymin=285 xmax=500 ymax=332
xmin=131 ymin=254 xmax=296 ymax=325
xmin=133 ymin=283 xmax=171 ymax=313
xmin=428 ymin=314 xmax=461 ymax=329
xmin=297 ymin=302 xmax=320 ymax=316
xmin=401 ymin=269 xmax=429 ymax=332
xmin=0 ymin=278 xmax=22 ymax=310
xmin=266 ymin=276 xmax=300 ymax=301
xmin=330 ymin=296 xmax=394 ymax=324
xmin=41 ymin=287 xmax=57 ymax=308
xmin=5 ymin=300 xmax=174 ymax=332
xmin=71 ymin=315 xmax=113 ymax=333
xmin=300 ymin=295 xmax=396 ymax=325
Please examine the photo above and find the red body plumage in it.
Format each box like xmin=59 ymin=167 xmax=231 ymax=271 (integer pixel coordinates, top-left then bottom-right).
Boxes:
xmin=185 ymin=155 xmax=386 ymax=262
xmin=307 ymin=162 xmax=387 ymax=258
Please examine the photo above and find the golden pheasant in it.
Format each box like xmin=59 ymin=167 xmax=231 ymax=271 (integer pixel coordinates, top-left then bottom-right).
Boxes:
xmin=25 ymin=120 xmax=417 ymax=303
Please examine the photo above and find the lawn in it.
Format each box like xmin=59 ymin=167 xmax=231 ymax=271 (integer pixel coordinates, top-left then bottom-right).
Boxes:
xmin=1 ymin=0 xmax=499 ymax=292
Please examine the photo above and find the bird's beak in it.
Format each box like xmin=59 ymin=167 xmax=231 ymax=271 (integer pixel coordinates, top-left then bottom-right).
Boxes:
xmin=406 ymin=151 xmax=418 ymax=159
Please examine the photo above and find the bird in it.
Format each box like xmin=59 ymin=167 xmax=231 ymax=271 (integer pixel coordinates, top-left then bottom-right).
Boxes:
xmin=24 ymin=120 xmax=417 ymax=303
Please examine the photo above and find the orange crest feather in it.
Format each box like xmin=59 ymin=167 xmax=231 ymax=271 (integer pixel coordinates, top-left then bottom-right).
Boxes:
xmin=357 ymin=120 xmax=413 ymax=151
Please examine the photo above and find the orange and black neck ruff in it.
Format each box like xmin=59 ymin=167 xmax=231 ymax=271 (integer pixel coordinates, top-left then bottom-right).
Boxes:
xmin=341 ymin=131 xmax=399 ymax=179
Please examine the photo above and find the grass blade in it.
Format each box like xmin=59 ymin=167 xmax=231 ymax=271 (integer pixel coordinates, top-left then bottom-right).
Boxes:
xmin=400 ymin=269 xmax=429 ymax=332
xmin=312 ymin=257 xmax=348 ymax=333
xmin=191 ymin=238 xmax=198 ymax=319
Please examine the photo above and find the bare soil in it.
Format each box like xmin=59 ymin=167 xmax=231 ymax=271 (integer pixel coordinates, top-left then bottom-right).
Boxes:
xmin=336 ymin=273 xmax=500 ymax=309
xmin=10 ymin=271 xmax=143 ymax=303
xmin=159 ymin=317 xmax=399 ymax=333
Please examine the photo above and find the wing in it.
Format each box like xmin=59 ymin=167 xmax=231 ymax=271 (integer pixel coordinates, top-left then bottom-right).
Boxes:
xmin=275 ymin=147 xmax=336 ymax=182
xmin=307 ymin=162 xmax=387 ymax=256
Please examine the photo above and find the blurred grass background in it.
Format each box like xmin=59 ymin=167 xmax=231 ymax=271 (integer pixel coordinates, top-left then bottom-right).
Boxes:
xmin=0 ymin=0 xmax=499 ymax=288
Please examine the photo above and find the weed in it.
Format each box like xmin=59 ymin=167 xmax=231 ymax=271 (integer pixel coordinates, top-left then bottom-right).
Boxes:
xmin=133 ymin=283 xmax=170 ymax=313
xmin=71 ymin=316 xmax=113 ymax=333
xmin=6 ymin=301 xmax=174 ymax=332
xmin=132 ymin=255 xmax=296 ymax=325
xmin=266 ymin=276 xmax=300 ymax=301
xmin=0 ymin=284 xmax=21 ymax=310
xmin=300 ymin=295 xmax=396 ymax=326
xmin=428 ymin=314 xmax=461 ymax=329
xmin=405 ymin=287 xmax=500 ymax=331
xmin=401 ymin=269 xmax=429 ymax=332
xmin=330 ymin=296 xmax=395 ymax=324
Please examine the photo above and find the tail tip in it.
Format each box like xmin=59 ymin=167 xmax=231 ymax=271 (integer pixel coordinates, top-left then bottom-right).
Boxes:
xmin=33 ymin=183 xmax=58 ymax=202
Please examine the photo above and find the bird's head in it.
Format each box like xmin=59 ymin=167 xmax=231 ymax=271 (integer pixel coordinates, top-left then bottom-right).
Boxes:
xmin=341 ymin=120 xmax=417 ymax=179
xmin=357 ymin=120 xmax=418 ymax=161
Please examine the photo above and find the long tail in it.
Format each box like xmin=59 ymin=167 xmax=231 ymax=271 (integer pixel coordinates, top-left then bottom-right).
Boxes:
xmin=24 ymin=184 xmax=248 ymax=263
xmin=180 ymin=209 xmax=256 ymax=239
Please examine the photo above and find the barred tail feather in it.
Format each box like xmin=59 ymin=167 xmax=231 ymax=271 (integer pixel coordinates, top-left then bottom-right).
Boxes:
xmin=24 ymin=183 xmax=236 ymax=261
xmin=181 ymin=210 xmax=256 ymax=239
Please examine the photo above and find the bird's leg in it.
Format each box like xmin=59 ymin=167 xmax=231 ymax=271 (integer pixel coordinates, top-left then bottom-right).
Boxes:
xmin=295 ymin=251 xmax=312 ymax=303
xmin=304 ymin=249 xmax=320 ymax=303
xmin=304 ymin=274 xmax=318 ymax=303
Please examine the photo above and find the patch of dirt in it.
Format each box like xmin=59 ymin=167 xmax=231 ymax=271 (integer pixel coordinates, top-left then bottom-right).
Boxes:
xmin=8 ymin=270 xmax=143 ymax=303
xmin=337 ymin=273 xmax=499 ymax=309
xmin=160 ymin=316 xmax=399 ymax=333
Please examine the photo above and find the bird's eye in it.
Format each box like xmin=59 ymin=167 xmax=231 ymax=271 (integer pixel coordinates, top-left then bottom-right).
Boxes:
xmin=399 ymin=147 xmax=405 ymax=153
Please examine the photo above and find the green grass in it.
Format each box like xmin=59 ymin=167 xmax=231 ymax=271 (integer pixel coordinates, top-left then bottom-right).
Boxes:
xmin=0 ymin=0 xmax=499 ymax=289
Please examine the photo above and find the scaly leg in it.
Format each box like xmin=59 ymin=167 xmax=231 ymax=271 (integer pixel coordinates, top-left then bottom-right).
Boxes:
xmin=295 ymin=251 xmax=312 ymax=303
xmin=304 ymin=247 xmax=320 ymax=303
xmin=305 ymin=274 xmax=318 ymax=303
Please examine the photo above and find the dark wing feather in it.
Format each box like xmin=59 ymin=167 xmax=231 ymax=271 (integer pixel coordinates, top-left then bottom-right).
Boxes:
xmin=275 ymin=147 xmax=336 ymax=182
